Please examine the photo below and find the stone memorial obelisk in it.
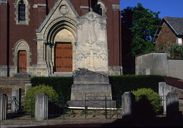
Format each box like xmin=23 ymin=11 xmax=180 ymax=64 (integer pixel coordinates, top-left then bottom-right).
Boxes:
xmin=68 ymin=11 xmax=115 ymax=108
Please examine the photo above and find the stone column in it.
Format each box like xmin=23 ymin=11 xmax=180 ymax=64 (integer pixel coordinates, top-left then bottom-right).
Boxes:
xmin=35 ymin=93 xmax=48 ymax=121
xmin=122 ymin=92 xmax=135 ymax=118
xmin=11 ymin=88 xmax=21 ymax=112
xmin=36 ymin=34 xmax=48 ymax=76
xmin=166 ymin=91 xmax=179 ymax=117
xmin=0 ymin=94 xmax=7 ymax=120
xmin=37 ymin=39 xmax=46 ymax=65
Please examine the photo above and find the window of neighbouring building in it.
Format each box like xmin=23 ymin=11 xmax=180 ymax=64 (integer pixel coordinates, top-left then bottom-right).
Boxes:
xmin=177 ymin=38 xmax=183 ymax=46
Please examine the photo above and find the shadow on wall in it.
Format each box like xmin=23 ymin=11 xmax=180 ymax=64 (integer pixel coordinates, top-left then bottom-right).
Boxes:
xmin=121 ymin=9 xmax=135 ymax=74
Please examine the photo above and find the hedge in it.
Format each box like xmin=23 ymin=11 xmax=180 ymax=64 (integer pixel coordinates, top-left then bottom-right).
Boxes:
xmin=31 ymin=75 xmax=164 ymax=101
xmin=110 ymin=75 xmax=164 ymax=98
xmin=31 ymin=77 xmax=73 ymax=101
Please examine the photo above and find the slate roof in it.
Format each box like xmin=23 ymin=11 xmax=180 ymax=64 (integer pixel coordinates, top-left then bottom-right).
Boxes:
xmin=164 ymin=17 xmax=183 ymax=36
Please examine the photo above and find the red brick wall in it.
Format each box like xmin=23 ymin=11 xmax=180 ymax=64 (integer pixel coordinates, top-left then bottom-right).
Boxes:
xmin=8 ymin=0 xmax=38 ymax=65
xmin=156 ymin=22 xmax=177 ymax=47
xmin=0 ymin=0 xmax=121 ymax=68
xmin=105 ymin=1 xmax=121 ymax=66
xmin=7 ymin=0 xmax=54 ymax=65
xmin=71 ymin=0 xmax=90 ymax=15
xmin=0 ymin=3 xmax=8 ymax=65
xmin=47 ymin=0 xmax=56 ymax=13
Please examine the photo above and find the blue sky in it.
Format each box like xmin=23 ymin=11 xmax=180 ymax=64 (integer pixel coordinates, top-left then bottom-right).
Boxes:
xmin=120 ymin=0 xmax=183 ymax=18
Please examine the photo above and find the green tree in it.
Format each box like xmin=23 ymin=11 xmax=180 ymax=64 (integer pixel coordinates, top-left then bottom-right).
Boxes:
xmin=122 ymin=3 xmax=161 ymax=56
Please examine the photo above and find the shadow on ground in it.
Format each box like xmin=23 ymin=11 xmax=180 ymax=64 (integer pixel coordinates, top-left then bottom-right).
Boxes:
xmin=17 ymin=115 xmax=183 ymax=128
xmin=22 ymin=98 xmax=183 ymax=128
xmin=9 ymin=96 xmax=183 ymax=128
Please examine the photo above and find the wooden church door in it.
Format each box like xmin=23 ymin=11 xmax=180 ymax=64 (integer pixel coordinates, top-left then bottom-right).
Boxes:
xmin=18 ymin=50 xmax=27 ymax=73
xmin=55 ymin=43 xmax=72 ymax=72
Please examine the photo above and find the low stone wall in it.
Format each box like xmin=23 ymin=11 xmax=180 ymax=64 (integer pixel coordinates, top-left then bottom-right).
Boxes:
xmin=0 ymin=65 xmax=48 ymax=77
xmin=168 ymin=60 xmax=183 ymax=80
xmin=136 ymin=53 xmax=183 ymax=80
xmin=136 ymin=53 xmax=168 ymax=76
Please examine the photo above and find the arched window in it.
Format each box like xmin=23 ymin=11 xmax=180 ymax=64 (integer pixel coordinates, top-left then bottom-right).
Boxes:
xmin=18 ymin=0 xmax=26 ymax=22
xmin=13 ymin=40 xmax=31 ymax=73
xmin=15 ymin=0 xmax=29 ymax=24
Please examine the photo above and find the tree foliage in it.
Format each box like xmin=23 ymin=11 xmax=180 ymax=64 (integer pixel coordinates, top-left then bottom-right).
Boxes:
xmin=169 ymin=44 xmax=183 ymax=59
xmin=122 ymin=3 xmax=161 ymax=56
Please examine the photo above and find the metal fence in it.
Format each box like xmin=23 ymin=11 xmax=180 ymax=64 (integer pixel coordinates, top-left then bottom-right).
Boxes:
xmin=4 ymin=96 xmax=122 ymax=121
xmin=8 ymin=96 xmax=22 ymax=112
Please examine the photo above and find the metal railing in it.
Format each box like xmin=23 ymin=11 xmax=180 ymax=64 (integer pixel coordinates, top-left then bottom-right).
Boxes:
xmin=4 ymin=96 xmax=122 ymax=120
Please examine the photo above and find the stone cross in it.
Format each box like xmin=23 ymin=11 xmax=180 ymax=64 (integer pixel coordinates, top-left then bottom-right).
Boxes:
xmin=35 ymin=93 xmax=48 ymax=121
xmin=0 ymin=93 xmax=7 ymax=120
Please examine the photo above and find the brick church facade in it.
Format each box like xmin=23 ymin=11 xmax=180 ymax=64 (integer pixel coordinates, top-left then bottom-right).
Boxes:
xmin=0 ymin=0 xmax=121 ymax=77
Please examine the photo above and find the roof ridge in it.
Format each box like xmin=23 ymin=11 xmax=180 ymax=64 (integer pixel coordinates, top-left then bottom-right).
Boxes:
xmin=163 ymin=17 xmax=183 ymax=36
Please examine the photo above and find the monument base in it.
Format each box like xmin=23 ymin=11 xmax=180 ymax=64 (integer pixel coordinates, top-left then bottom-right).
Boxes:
xmin=68 ymin=100 xmax=116 ymax=109
xmin=68 ymin=69 xmax=116 ymax=108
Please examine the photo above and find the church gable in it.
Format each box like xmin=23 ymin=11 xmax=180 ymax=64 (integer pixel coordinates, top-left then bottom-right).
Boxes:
xmin=37 ymin=0 xmax=78 ymax=34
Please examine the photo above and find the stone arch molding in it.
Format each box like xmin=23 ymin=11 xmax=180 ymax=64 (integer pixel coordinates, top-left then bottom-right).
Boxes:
xmin=45 ymin=18 xmax=77 ymax=44
xmin=36 ymin=0 xmax=78 ymax=39
xmin=13 ymin=40 xmax=31 ymax=72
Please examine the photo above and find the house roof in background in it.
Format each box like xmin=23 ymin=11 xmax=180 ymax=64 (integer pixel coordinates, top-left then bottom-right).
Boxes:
xmin=164 ymin=17 xmax=183 ymax=36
